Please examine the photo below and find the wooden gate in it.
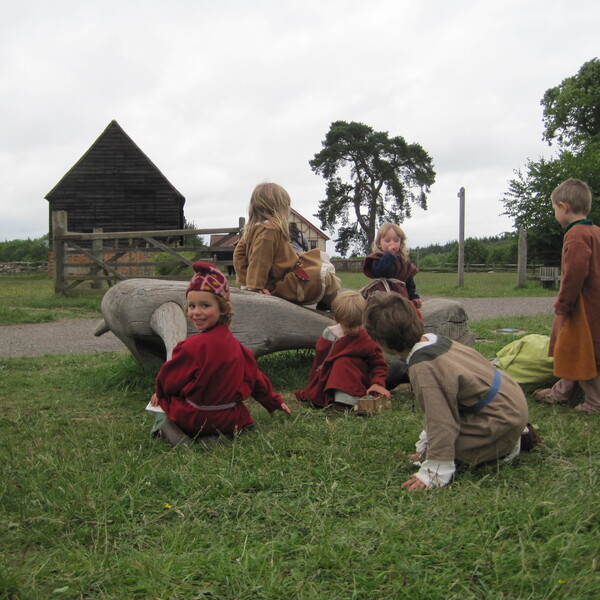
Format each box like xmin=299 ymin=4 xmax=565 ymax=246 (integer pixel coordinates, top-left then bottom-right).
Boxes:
xmin=51 ymin=211 xmax=244 ymax=294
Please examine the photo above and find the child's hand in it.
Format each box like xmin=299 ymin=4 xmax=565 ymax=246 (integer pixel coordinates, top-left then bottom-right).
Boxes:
xmin=274 ymin=402 xmax=292 ymax=415
xmin=411 ymin=298 xmax=423 ymax=309
xmin=408 ymin=452 xmax=422 ymax=462
xmin=249 ymin=288 xmax=272 ymax=295
xmin=367 ymin=384 xmax=391 ymax=398
xmin=150 ymin=393 xmax=159 ymax=407
xmin=402 ymin=475 xmax=429 ymax=492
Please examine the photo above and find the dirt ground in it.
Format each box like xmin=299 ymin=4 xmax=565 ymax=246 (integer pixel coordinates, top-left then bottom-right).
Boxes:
xmin=0 ymin=296 xmax=554 ymax=358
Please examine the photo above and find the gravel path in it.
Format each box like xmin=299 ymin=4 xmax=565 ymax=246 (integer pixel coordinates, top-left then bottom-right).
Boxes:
xmin=0 ymin=297 xmax=555 ymax=358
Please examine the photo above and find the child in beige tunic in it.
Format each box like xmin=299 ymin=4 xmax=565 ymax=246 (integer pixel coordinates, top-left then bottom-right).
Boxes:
xmin=233 ymin=182 xmax=339 ymax=308
xmin=365 ymin=293 xmax=529 ymax=490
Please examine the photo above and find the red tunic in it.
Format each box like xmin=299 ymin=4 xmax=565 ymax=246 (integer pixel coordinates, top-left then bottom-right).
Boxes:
xmin=156 ymin=324 xmax=284 ymax=436
xmin=295 ymin=328 xmax=388 ymax=407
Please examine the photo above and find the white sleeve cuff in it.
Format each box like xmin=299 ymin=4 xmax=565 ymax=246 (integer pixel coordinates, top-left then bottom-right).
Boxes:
xmin=415 ymin=429 xmax=428 ymax=454
xmin=414 ymin=459 xmax=456 ymax=489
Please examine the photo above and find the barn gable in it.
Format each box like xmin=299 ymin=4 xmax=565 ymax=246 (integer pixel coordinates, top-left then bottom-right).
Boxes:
xmin=46 ymin=120 xmax=185 ymax=241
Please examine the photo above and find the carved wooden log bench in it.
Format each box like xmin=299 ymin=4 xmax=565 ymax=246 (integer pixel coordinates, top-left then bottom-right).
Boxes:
xmin=94 ymin=278 xmax=473 ymax=369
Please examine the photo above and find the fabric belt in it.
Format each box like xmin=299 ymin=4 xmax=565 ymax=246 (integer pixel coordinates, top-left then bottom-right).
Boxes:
xmin=462 ymin=368 xmax=502 ymax=414
xmin=186 ymin=400 xmax=237 ymax=411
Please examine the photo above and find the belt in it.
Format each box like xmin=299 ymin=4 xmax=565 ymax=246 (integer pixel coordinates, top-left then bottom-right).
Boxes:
xmin=462 ymin=368 xmax=502 ymax=414
xmin=186 ymin=400 xmax=237 ymax=411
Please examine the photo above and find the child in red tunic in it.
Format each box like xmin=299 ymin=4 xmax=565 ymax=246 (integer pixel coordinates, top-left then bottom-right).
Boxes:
xmin=149 ymin=262 xmax=291 ymax=446
xmin=295 ymin=290 xmax=389 ymax=411
xmin=361 ymin=222 xmax=422 ymax=309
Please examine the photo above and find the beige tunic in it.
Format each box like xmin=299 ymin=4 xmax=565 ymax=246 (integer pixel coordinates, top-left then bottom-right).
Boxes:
xmin=408 ymin=336 xmax=528 ymax=465
xmin=234 ymin=221 xmax=339 ymax=306
xmin=234 ymin=222 xmax=298 ymax=291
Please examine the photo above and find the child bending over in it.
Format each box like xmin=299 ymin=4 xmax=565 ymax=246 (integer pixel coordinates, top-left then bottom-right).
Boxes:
xmin=234 ymin=182 xmax=340 ymax=308
xmin=150 ymin=262 xmax=291 ymax=446
xmin=361 ymin=223 xmax=422 ymax=308
xmin=295 ymin=290 xmax=390 ymax=411
xmin=364 ymin=292 xmax=529 ymax=490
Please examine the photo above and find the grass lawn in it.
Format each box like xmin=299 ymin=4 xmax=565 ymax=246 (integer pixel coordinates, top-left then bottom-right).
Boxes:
xmin=1 ymin=295 xmax=599 ymax=598
xmin=0 ymin=271 xmax=554 ymax=326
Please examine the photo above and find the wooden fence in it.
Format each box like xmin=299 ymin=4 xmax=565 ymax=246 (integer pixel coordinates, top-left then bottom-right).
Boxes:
xmin=51 ymin=211 xmax=244 ymax=294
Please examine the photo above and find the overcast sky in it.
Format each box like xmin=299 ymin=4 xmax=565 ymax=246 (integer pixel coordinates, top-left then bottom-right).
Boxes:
xmin=1 ymin=0 xmax=597 ymax=252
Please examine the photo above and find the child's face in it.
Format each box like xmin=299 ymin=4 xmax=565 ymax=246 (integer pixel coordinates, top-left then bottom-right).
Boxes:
xmin=186 ymin=291 xmax=225 ymax=332
xmin=341 ymin=323 xmax=363 ymax=337
xmin=379 ymin=231 xmax=401 ymax=254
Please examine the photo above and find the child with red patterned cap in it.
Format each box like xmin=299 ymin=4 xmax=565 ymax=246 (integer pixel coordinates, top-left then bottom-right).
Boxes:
xmin=149 ymin=262 xmax=291 ymax=446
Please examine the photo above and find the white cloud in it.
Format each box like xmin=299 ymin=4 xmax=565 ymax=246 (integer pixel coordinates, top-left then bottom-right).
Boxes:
xmin=0 ymin=0 xmax=597 ymax=248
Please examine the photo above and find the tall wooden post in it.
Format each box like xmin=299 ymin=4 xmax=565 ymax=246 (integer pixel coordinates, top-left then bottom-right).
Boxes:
xmin=52 ymin=211 xmax=67 ymax=295
xmin=517 ymin=226 xmax=527 ymax=288
xmin=457 ymin=187 xmax=465 ymax=287
xmin=92 ymin=227 xmax=103 ymax=289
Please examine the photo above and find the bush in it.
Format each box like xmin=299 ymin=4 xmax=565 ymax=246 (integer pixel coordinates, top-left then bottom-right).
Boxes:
xmin=0 ymin=235 xmax=49 ymax=262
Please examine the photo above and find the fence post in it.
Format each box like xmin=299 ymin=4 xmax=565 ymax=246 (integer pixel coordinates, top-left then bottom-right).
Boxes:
xmin=92 ymin=227 xmax=103 ymax=289
xmin=52 ymin=211 xmax=67 ymax=294
xmin=457 ymin=187 xmax=465 ymax=287
xmin=517 ymin=227 xmax=527 ymax=288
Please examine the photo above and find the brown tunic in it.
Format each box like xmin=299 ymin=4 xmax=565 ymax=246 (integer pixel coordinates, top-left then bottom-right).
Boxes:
xmin=408 ymin=336 xmax=528 ymax=465
xmin=234 ymin=221 xmax=340 ymax=306
xmin=549 ymin=222 xmax=600 ymax=367
xmin=233 ymin=221 xmax=298 ymax=291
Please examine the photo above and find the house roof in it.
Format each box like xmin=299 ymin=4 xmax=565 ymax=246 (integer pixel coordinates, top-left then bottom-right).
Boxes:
xmin=45 ymin=120 xmax=185 ymax=204
xmin=290 ymin=208 xmax=330 ymax=240
xmin=210 ymin=234 xmax=240 ymax=247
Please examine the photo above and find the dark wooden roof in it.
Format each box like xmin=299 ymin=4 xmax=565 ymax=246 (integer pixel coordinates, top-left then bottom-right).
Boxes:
xmin=46 ymin=120 xmax=185 ymax=236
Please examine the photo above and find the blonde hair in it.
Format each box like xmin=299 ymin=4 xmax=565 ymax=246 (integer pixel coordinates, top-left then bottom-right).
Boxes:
xmin=331 ymin=290 xmax=366 ymax=329
xmin=551 ymin=178 xmax=592 ymax=215
xmin=241 ymin=182 xmax=291 ymax=241
xmin=373 ymin=223 xmax=408 ymax=259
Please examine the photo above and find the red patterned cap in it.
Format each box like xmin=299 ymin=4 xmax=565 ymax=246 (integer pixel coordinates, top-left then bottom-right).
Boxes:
xmin=186 ymin=262 xmax=230 ymax=300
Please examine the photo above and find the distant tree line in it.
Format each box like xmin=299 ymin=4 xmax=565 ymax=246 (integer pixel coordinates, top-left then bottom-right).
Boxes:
xmin=0 ymin=235 xmax=49 ymax=262
xmin=409 ymin=233 xmax=555 ymax=270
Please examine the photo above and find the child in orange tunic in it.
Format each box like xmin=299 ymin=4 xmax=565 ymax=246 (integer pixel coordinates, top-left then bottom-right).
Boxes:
xmin=533 ymin=178 xmax=600 ymax=413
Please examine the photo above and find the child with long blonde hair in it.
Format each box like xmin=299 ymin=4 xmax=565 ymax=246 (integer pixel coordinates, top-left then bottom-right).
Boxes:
xmin=361 ymin=222 xmax=422 ymax=308
xmin=234 ymin=182 xmax=340 ymax=308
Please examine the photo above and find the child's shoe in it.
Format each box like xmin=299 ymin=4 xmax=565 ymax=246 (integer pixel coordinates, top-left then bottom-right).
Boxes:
xmin=532 ymin=388 xmax=562 ymax=404
xmin=520 ymin=423 xmax=542 ymax=451
xmin=159 ymin=420 xmax=194 ymax=448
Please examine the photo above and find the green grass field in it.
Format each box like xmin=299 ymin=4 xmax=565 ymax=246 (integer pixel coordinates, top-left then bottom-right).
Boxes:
xmin=0 ymin=271 xmax=555 ymax=326
xmin=1 ymin=274 xmax=599 ymax=599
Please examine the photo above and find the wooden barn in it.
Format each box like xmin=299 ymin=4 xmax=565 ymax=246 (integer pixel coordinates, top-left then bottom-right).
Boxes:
xmin=46 ymin=120 xmax=185 ymax=246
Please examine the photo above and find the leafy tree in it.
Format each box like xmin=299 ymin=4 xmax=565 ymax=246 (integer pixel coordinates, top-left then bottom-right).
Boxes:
xmin=502 ymin=58 xmax=600 ymax=260
xmin=447 ymin=238 xmax=489 ymax=265
xmin=182 ymin=220 xmax=208 ymax=248
xmin=0 ymin=235 xmax=49 ymax=262
xmin=309 ymin=121 xmax=436 ymax=255
xmin=542 ymin=58 xmax=600 ymax=150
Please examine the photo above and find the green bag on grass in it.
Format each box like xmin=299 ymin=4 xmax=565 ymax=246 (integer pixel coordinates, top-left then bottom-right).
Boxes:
xmin=495 ymin=334 xmax=556 ymax=385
